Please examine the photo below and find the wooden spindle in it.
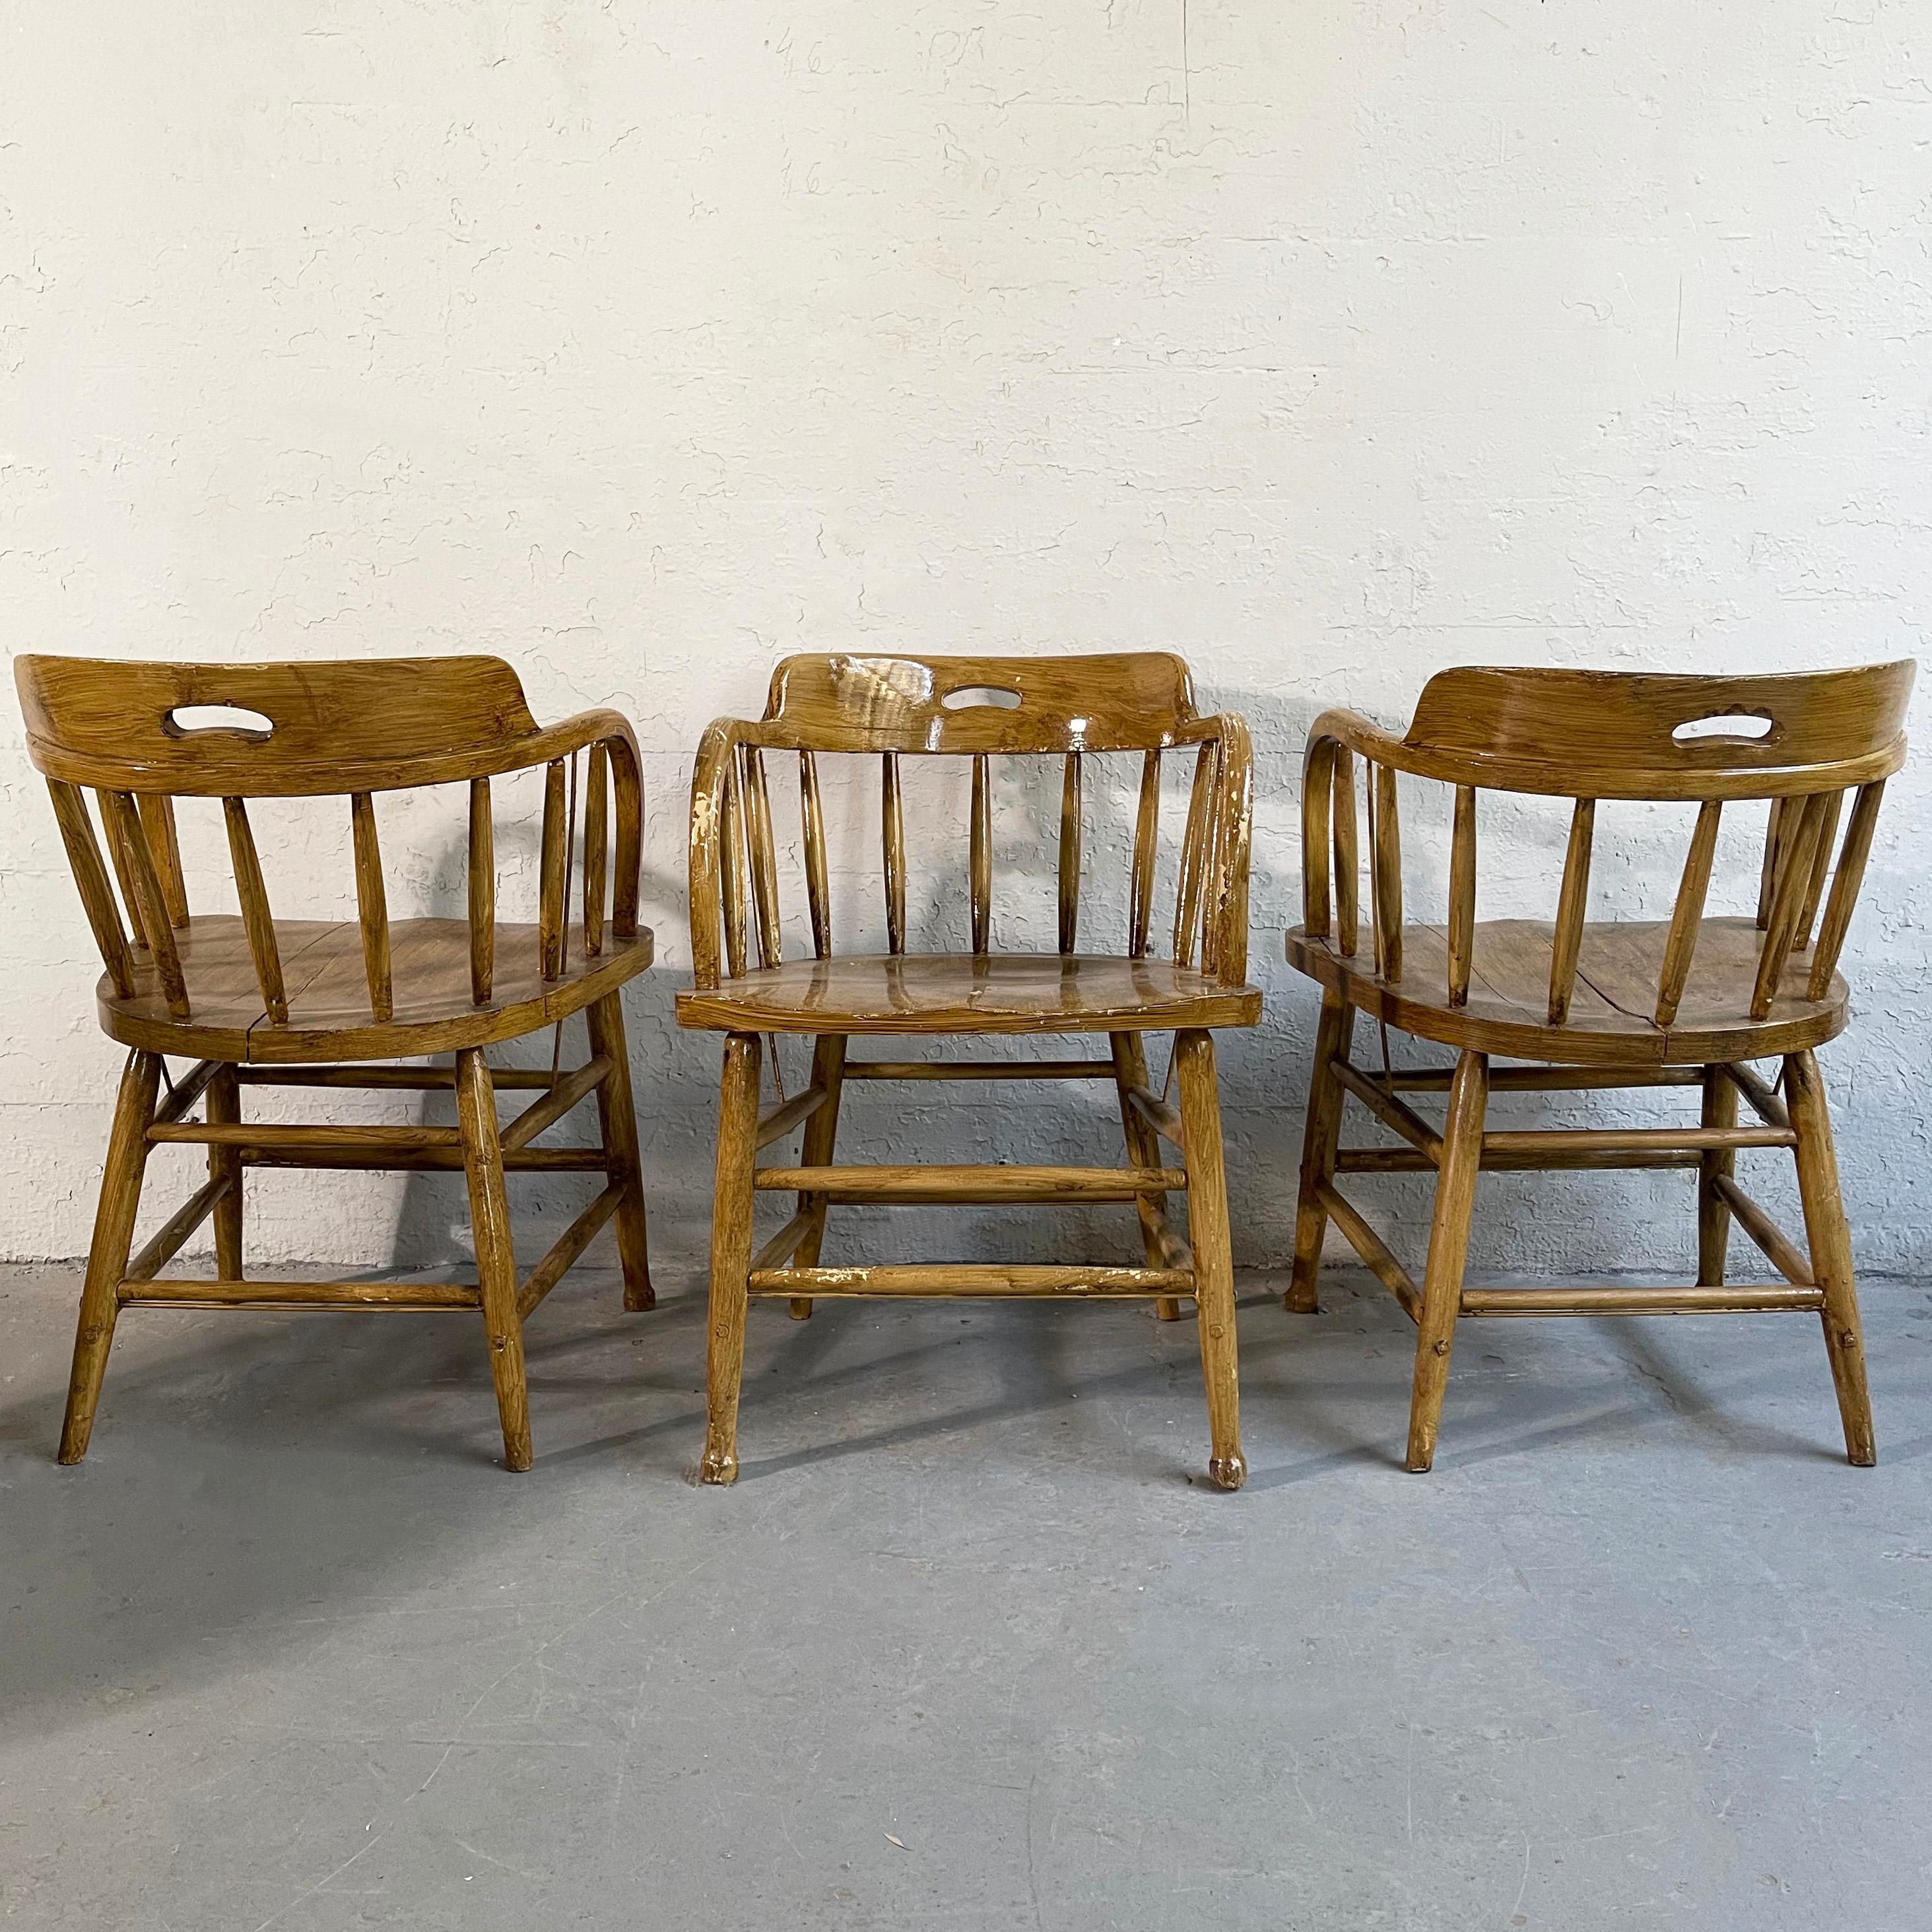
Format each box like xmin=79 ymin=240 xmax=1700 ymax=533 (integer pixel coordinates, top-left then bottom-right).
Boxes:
xmin=46 ymin=781 xmax=135 ymax=998
xmin=468 ymin=777 xmax=494 ymax=1005
xmin=538 ymin=759 xmax=567 ymax=982
xmin=1370 ymin=762 xmax=1403 ymax=982
xmin=1750 ymin=791 xmax=1829 ymax=1020
xmin=1057 ymin=752 xmax=1083 ymax=955
xmin=1333 ymin=747 xmax=1359 ymax=958
xmin=801 ymin=750 xmax=831 ymax=958
xmin=99 ymin=790 xmax=150 ymax=950
xmin=1128 ymin=750 xmax=1160 ymax=958
xmin=883 ymin=752 xmax=906 ymax=955
xmin=136 ymin=795 xmax=189 ymax=927
xmin=611 ymin=743 xmax=642 ymax=940
xmin=222 ymin=797 xmax=288 ymax=1023
xmin=971 ymin=752 xmax=993 ymax=956
xmin=1546 ymin=797 xmax=1595 ymax=1024
xmin=1301 ymin=743 xmax=1333 ymax=942
xmin=102 ymin=791 xmax=188 ymax=1016
xmin=349 ymin=791 xmax=393 ymax=1021
xmin=719 ymin=745 xmax=749 ymax=980
xmin=1793 ymin=788 xmax=1842 ymax=951
xmin=1174 ymin=741 xmax=1216 ymax=967
xmin=743 ymin=748 xmax=782 ymax=968
xmin=1655 ymin=798 xmax=1721 ymax=1027
xmin=1807 ymin=781 xmax=1884 ymax=1000
xmin=583 ymin=741 xmax=608 ymax=958
xmin=1756 ymin=796 xmax=1788 ymax=929
xmin=1447 ymin=784 xmax=1477 ymax=1009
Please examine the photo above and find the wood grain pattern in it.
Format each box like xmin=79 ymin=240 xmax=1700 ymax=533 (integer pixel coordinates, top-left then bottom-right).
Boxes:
xmin=679 ymin=652 xmax=1259 ymax=1485
xmin=1284 ymin=658 xmax=1910 ymax=1472
xmin=17 ymin=651 xmax=655 ymax=1469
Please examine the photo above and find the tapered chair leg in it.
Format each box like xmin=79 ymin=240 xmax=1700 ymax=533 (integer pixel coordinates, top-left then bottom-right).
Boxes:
xmin=59 ymin=1049 xmax=163 ymax=1464
xmin=205 ymin=1063 xmax=245 ymax=1281
xmin=585 ymin=990 xmax=654 ymax=1312
xmin=789 ymin=1032 xmax=848 ymax=1319
xmin=456 ymin=1048 xmax=531 ymax=1471
xmin=1697 ymin=1064 xmax=1737 ymax=1288
xmin=1405 ymin=1049 xmax=1488 ymax=1473
xmin=1175 ymin=1028 xmax=1244 ymax=1491
xmin=702 ymin=1032 xmax=763 ymax=1484
xmin=1286 ymin=993 xmax=1356 ymax=1313
xmin=1112 ymin=1030 xmax=1183 ymax=1322
xmin=1785 ymin=1049 xmax=1875 ymax=1465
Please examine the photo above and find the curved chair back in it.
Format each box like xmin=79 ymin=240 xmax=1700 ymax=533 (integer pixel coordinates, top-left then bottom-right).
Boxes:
xmin=15 ymin=655 xmax=642 ymax=1024
xmin=687 ymin=652 xmax=1252 ymax=990
xmin=1301 ymin=661 xmax=1915 ymax=1026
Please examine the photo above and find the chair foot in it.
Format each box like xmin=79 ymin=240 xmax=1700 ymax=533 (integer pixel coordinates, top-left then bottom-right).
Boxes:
xmin=1207 ymin=1453 xmax=1248 ymax=1492
xmin=701 ymin=1446 xmax=739 ymax=1486
xmin=702 ymin=1034 xmax=761 ymax=1490
xmin=788 ymin=1297 xmax=814 ymax=1320
xmin=1154 ymin=1296 xmax=1184 ymax=1322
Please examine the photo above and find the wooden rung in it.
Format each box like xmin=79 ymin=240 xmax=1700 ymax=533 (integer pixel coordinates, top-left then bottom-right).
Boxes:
xmin=1721 ymin=1061 xmax=1790 ymax=1130
xmin=120 ymin=1277 xmax=482 ymax=1309
xmin=842 ymin=1058 xmax=1115 ymax=1081
xmin=234 ymin=1065 xmax=561 ymax=1090
xmin=754 ymin=1083 xmax=830 ymax=1150
xmin=752 ymin=1164 xmax=1187 ymax=1203
xmin=238 ymin=1145 xmax=609 ymax=1172
xmin=1711 ymin=1174 xmax=1815 ymax=1288
xmin=151 ymin=1121 xmax=463 ymax=1150
xmin=516 ymin=1183 xmax=624 ymax=1319
xmin=500 ymin=1055 xmax=612 ymax=1153
xmin=1459 ymin=1283 xmax=1824 ymax=1316
xmin=1384 ymin=1067 xmax=1702 ymax=1092
xmin=151 ymin=1059 xmax=222 ymax=1127
xmin=751 ymin=1209 xmax=818 ymax=1276
xmin=1123 ymin=1083 xmax=1185 ymax=1150
xmin=746 ymin=1263 xmax=1193 ymax=1298
xmin=1331 ymin=1060 xmax=1443 ymax=1160
xmin=1337 ymin=1145 xmax=1701 ymax=1174
xmin=125 ymin=1175 xmax=233 ymax=1286
xmin=1314 ymin=1180 xmax=1420 ymax=1321
xmin=1480 ymin=1125 xmax=1793 ymax=1155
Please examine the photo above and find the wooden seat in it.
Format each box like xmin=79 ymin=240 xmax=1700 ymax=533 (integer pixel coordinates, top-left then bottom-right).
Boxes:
xmin=1288 ymin=917 xmax=1845 ymax=1065
xmin=101 ymin=915 xmax=651 ymax=1063
xmin=677 ymin=651 xmax=1261 ymax=1490
xmin=1283 ymin=661 xmax=1914 ymax=1471
xmin=15 ymin=654 xmax=657 ymax=1471
xmin=677 ymin=951 xmax=1260 ymax=1036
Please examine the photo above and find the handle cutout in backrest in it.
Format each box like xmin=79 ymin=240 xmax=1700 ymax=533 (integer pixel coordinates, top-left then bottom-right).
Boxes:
xmin=941 ymin=685 xmax=1022 ymax=711
xmin=1672 ymin=712 xmax=1772 ymax=745
xmin=164 ymin=704 xmax=274 ymax=739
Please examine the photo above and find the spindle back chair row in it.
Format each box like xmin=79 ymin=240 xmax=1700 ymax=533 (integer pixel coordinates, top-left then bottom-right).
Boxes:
xmin=18 ymin=649 xmax=1915 ymax=1483
xmin=1284 ymin=661 xmax=1915 ymax=1470
xmin=676 ymin=653 xmax=1261 ymax=1488
xmin=15 ymin=655 xmax=656 ymax=1471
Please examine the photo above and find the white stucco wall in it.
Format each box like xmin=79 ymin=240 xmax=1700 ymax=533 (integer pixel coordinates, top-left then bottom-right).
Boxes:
xmin=2 ymin=3 xmax=1927 ymax=1281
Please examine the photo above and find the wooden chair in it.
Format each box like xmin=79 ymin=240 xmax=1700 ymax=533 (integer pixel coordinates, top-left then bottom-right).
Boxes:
xmin=15 ymin=655 xmax=655 ymax=1471
xmin=1284 ymin=661 xmax=1915 ymax=1470
xmin=678 ymin=653 xmax=1261 ymax=1488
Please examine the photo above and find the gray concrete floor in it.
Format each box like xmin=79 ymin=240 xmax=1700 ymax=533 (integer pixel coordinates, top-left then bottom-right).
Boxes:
xmin=3 ymin=1263 xmax=1931 ymax=1930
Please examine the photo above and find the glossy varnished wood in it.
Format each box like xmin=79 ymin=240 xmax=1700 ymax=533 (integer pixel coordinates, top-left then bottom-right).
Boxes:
xmin=681 ymin=652 xmax=1259 ymax=1488
xmin=15 ymin=652 xmax=658 ymax=1469
xmin=1286 ymin=659 xmax=1912 ymax=1470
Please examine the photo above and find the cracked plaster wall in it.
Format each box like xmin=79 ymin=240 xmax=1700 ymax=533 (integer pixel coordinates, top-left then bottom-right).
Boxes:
xmin=1 ymin=3 xmax=1927 ymax=1281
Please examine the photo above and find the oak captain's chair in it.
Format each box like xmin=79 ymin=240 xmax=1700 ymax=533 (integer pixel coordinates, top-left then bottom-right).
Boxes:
xmin=679 ymin=653 xmax=1261 ymax=1488
xmin=17 ymin=655 xmax=655 ymax=1471
xmin=1284 ymin=661 xmax=1914 ymax=1471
